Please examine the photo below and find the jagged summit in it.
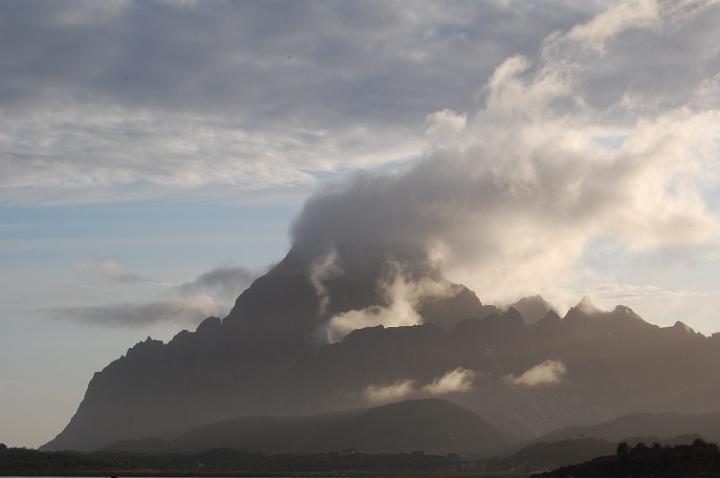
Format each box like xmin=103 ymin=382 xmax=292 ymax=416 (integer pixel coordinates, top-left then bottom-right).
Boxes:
xmin=42 ymin=258 xmax=720 ymax=453
xmin=510 ymin=295 xmax=555 ymax=324
xmin=575 ymin=295 xmax=600 ymax=314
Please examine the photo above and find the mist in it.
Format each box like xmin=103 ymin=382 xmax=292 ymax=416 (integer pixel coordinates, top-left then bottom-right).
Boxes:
xmin=290 ymin=1 xmax=720 ymax=335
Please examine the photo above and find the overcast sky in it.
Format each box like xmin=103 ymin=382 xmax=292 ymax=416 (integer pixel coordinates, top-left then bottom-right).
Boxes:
xmin=2 ymin=0 xmax=720 ymax=448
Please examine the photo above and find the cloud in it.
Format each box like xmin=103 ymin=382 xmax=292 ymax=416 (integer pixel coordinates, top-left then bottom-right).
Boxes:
xmin=177 ymin=265 xmax=258 ymax=301
xmin=364 ymin=368 xmax=476 ymax=403
xmin=79 ymin=259 xmax=159 ymax=285
xmin=308 ymin=247 xmax=343 ymax=316
xmin=324 ymin=261 xmax=454 ymax=342
xmin=504 ymin=360 xmax=567 ymax=387
xmin=8 ymin=1 xmax=720 ymax=335
xmin=364 ymin=379 xmax=416 ymax=404
xmin=584 ymin=282 xmax=717 ymax=302
xmin=422 ymin=367 xmax=475 ymax=395
xmin=48 ymin=262 xmax=258 ymax=327
xmin=566 ymin=0 xmax=660 ymax=53
xmin=425 ymin=109 xmax=467 ymax=146
xmin=0 ymin=1 xmax=603 ymax=203
xmin=288 ymin=0 xmax=720 ymax=325
xmin=47 ymin=295 xmax=220 ymax=328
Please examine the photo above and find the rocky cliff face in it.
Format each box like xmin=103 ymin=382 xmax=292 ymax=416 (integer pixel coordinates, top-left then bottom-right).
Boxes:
xmin=42 ymin=251 xmax=720 ymax=452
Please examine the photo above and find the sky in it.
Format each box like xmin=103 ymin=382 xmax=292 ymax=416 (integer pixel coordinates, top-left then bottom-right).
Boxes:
xmin=2 ymin=0 xmax=720 ymax=448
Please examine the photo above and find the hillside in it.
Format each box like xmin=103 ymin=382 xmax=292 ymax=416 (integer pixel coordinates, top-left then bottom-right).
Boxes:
xmin=544 ymin=412 xmax=720 ymax=444
xmin=107 ymin=399 xmax=518 ymax=457
xmin=533 ymin=439 xmax=720 ymax=478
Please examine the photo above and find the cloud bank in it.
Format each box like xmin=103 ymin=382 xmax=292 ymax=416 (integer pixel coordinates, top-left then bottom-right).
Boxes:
xmin=9 ymin=0 xmax=720 ymax=335
xmin=0 ymin=0 xmax=600 ymax=204
xmin=289 ymin=0 xmax=720 ymax=329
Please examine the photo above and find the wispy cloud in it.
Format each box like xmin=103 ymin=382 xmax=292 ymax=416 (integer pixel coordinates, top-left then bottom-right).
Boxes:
xmin=289 ymin=0 xmax=720 ymax=316
xmin=177 ymin=266 xmax=258 ymax=301
xmin=46 ymin=261 xmax=259 ymax=327
xmin=364 ymin=379 xmax=416 ymax=404
xmin=364 ymin=367 xmax=476 ymax=404
xmin=47 ymin=295 xmax=220 ymax=328
xmin=79 ymin=259 xmax=160 ymax=285
xmin=422 ymin=367 xmax=475 ymax=395
xmin=504 ymin=360 xmax=567 ymax=387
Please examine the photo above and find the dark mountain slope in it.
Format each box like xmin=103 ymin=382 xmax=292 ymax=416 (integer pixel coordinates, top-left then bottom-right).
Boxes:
xmin=41 ymin=250 xmax=720 ymax=452
xmin=42 ymin=252 xmax=496 ymax=452
xmin=106 ymin=399 xmax=517 ymax=457
xmin=485 ymin=438 xmax=616 ymax=473
xmin=544 ymin=412 xmax=720 ymax=444
xmin=534 ymin=439 xmax=720 ymax=478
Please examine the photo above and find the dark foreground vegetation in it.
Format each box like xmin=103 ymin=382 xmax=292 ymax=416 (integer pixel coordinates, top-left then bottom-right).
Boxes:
xmin=6 ymin=438 xmax=720 ymax=477
xmin=0 ymin=444 xmax=517 ymax=477
xmin=533 ymin=439 xmax=720 ymax=478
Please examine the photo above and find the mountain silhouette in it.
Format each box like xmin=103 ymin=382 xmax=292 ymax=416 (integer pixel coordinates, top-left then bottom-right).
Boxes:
xmin=543 ymin=412 xmax=720 ymax=444
xmin=42 ymin=251 xmax=720 ymax=452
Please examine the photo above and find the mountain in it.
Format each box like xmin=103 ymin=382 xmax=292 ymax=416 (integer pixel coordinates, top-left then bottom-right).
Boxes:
xmin=106 ymin=398 xmax=517 ymax=457
xmin=484 ymin=435 xmax=704 ymax=474
xmin=544 ymin=412 xmax=720 ymax=444
xmin=510 ymin=295 xmax=555 ymax=324
xmin=42 ymin=250 xmax=720 ymax=452
xmin=484 ymin=438 xmax=616 ymax=473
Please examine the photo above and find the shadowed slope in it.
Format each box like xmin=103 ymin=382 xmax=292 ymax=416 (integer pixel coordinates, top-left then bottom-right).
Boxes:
xmin=106 ymin=399 xmax=517 ymax=457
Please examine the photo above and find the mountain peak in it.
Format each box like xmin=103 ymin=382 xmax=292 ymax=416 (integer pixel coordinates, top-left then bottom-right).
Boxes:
xmin=196 ymin=316 xmax=221 ymax=334
xmin=510 ymin=295 xmax=554 ymax=324
xmin=576 ymin=295 xmax=599 ymax=314
xmin=672 ymin=320 xmax=696 ymax=335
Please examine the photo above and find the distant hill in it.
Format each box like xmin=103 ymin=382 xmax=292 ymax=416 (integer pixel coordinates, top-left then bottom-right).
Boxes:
xmin=482 ymin=434 xmax=703 ymax=474
xmin=543 ymin=412 xmax=720 ymax=444
xmin=484 ymin=438 xmax=616 ymax=473
xmin=533 ymin=439 xmax=720 ymax=478
xmin=107 ymin=398 xmax=518 ymax=457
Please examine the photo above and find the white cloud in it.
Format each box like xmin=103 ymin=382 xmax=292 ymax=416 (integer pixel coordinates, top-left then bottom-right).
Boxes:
xmin=325 ymin=262 xmax=455 ymax=342
xmin=308 ymin=247 xmax=343 ymax=316
xmin=291 ymin=0 xmax=720 ymax=315
xmin=504 ymin=360 xmax=567 ymax=387
xmin=425 ymin=109 xmax=467 ymax=146
xmin=364 ymin=379 xmax=416 ymax=404
xmin=422 ymin=367 xmax=475 ymax=395
xmin=364 ymin=367 xmax=476 ymax=403
xmin=567 ymin=0 xmax=660 ymax=53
